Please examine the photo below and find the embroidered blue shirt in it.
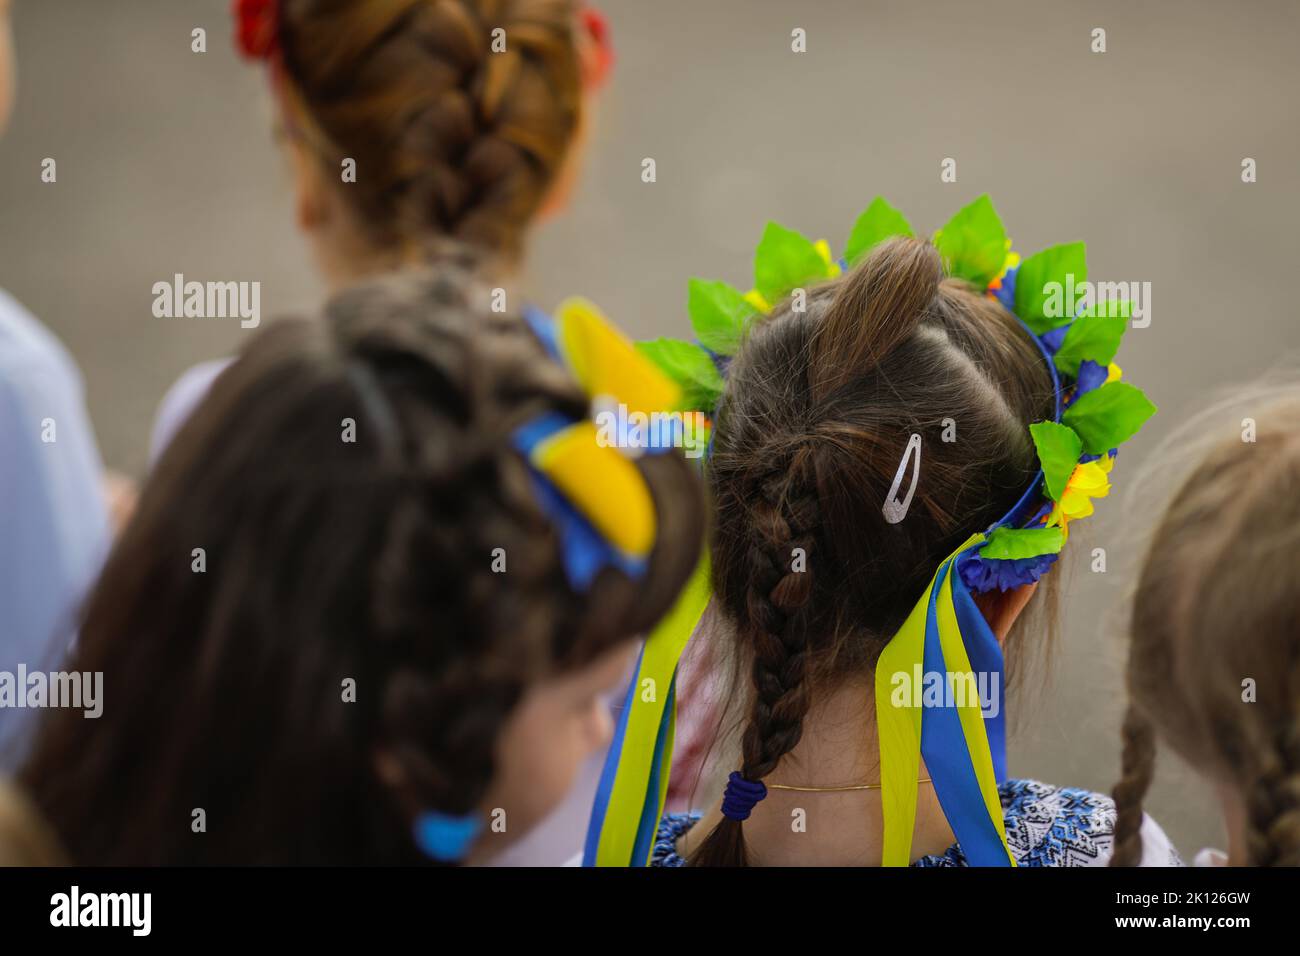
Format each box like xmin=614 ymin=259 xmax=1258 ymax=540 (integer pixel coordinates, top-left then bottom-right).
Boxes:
xmin=652 ymin=778 xmax=1183 ymax=867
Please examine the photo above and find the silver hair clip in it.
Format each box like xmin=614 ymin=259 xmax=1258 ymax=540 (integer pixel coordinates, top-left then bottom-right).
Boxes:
xmin=882 ymin=432 xmax=922 ymax=525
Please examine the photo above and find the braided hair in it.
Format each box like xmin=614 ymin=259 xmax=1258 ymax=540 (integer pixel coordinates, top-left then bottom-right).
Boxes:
xmin=19 ymin=263 xmax=704 ymax=864
xmin=692 ymin=238 xmax=1056 ymax=865
xmin=1113 ymin=393 xmax=1300 ymax=866
xmin=276 ymin=0 xmax=583 ymax=261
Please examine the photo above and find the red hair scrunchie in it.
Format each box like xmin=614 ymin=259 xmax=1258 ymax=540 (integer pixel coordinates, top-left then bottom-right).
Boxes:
xmin=581 ymin=6 xmax=614 ymax=88
xmin=234 ymin=0 xmax=280 ymax=61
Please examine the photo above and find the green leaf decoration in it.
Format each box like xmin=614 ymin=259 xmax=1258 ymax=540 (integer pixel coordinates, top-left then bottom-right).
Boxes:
xmin=1079 ymin=298 xmax=1133 ymax=319
xmin=843 ymin=197 xmax=914 ymax=266
xmin=979 ymin=525 xmax=1065 ymax=561
xmin=1052 ymin=302 xmax=1130 ymax=377
xmin=1029 ymin=421 xmax=1083 ymax=501
xmin=687 ymin=278 xmax=760 ymax=357
xmin=933 ymin=195 xmax=1007 ymax=288
xmin=682 ymin=418 xmax=711 ymax=460
xmin=1061 ymin=382 xmax=1157 ymax=455
xmin=1014 ymin=241 xmax=1088 ymax=335
xmin=753 ymin=221 xmax=832 ymax=305
xmin=635 ymin=338 xmax=725 ymax=413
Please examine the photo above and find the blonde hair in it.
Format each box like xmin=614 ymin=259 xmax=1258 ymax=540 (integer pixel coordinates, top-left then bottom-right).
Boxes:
xmin=1112 ymin=381 xmax=1300 ymax=865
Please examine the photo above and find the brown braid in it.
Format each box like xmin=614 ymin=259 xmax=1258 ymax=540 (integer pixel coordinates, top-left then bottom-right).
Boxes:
xmin=1242 ymin=716 xmax=1300 ymax=866
xmin=277 ymin=0 xmax=582 ymax=261
xmin=692 ymin=449 xmax=820 ymax=865
xmin=1108 ymin=705 xmax=1156 ymax=866
xmin=741 ymin=455 xmax=821 ymax=778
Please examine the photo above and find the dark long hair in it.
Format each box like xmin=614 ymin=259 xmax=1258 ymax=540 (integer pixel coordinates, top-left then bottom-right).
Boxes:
xmin=20 ymin=265 xmax=704 ymax=864
xmin=692 ymin=238 xmax=1056 ymax=865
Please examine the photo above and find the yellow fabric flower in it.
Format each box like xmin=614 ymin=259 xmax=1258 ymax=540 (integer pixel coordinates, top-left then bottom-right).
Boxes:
xmin=1106 ymin=362 xmax=1122 ymax=384
xmin=743 ymin=239 xmax=840 ymax=314
xmin=987 ymin=241 xmax=1020 ymax=291
xmin=1047 ymin=455 xmax=1114 ymax=540
xmin=814 ymin=239 xmax=843 ymax=278
xmin=995 ymin=242 xmax=1020 ymax=283
xmin=743 ymin=289 xmax=771 ymax=314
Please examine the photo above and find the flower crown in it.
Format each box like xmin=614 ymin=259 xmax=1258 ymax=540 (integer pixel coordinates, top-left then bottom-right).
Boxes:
xmin=583 ymin=197 xmax=1158 ymax=869
xmin=634 ymin=194 xmax=1157 ymax=593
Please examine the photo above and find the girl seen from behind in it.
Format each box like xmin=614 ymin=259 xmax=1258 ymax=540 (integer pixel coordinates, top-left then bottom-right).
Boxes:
xmin=153 ymin=0 xmax=612 ymax=454
xmin=1112 ymin=388 xmax=1300 ymax=867
xmin=22 ymin=266 xmax=704 ymax=865
xmin=589 ymin=198 xmax=1176 ymax=868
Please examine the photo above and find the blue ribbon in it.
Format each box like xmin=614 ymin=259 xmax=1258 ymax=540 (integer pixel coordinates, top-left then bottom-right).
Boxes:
xmin=582 ymin=648 xmax=641 ymax=866
xmin=512 ymin=413 xmax=646 ymax=591
xmin=918 ymin=558 xmax=1012 ymax=866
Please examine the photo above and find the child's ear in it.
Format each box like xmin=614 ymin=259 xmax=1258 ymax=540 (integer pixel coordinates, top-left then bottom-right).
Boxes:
xmin=286 ymin=138 xmax=331 ymax=233
xmin=972 ymin=582 xmax=1038 ymax=646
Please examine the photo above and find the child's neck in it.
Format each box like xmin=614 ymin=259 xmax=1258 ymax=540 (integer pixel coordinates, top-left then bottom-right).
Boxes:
xmin=682 ymin=676 xmax=956 ymax=866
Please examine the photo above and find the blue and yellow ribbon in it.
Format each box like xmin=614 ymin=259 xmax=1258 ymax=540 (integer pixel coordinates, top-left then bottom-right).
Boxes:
xmin=583 ymin=551 xmax=711 ymax=866
xmin=590 ymin=533 xmax=1012 ymax=867
xmin=517 ymin=298 xmax=682 ymax=591
xmin=875 ymin=533 xmax=1013 ymax=866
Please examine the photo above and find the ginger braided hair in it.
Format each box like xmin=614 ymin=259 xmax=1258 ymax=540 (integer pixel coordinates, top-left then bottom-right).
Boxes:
xmin=692 ymin=238 xmax=1056 ymax=865
xmin=276 ymin=0 xmax=583 ymax=261
xmin=1111 ymin=392 xmax=1300 ymax=866
xmin=20 ymin=263 xmax=704 ymax=864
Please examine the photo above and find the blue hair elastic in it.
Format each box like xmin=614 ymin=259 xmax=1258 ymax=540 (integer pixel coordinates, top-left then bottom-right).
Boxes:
xmin=721 ymin=771 xmax=768 ymax=821
xmin=413 ymin=809 xmax=483 ymax=863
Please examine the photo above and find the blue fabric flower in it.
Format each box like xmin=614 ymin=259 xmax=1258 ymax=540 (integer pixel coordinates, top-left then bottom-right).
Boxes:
xmin=707 ymin=347 xmax=732 ymax=383
xmin=1075 ymin=359 xmax=1109 ymax=396
xmin=1080 ymin=448 xmax=1119 ymax=465
xmin=958 ymin=551 xmax=1060 ymax=593
xmin=1040 ymin=325 xmax=1069 ymax=356
xmin=991 ymin=265 xmax=1018 ymax=313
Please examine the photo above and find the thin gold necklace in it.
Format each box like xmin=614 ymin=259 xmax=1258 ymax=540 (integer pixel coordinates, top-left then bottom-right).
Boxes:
xmin=767 ymin=777 xmax=932 ymax=793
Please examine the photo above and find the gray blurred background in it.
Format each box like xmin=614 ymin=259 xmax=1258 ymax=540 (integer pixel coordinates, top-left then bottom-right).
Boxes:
xmin=3 ymin=0 xmax=1299 ymax=860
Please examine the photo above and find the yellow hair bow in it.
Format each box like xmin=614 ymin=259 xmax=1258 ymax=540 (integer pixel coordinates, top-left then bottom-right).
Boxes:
xmin=517 ymin=299 xmax=682 ymax=588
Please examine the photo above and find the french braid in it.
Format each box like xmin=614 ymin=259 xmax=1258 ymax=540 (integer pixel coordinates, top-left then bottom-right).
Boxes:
xmin=278 ymin=0 xmax=582 ymax=260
